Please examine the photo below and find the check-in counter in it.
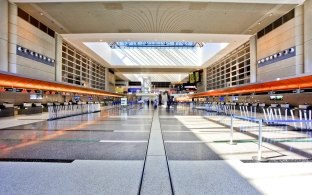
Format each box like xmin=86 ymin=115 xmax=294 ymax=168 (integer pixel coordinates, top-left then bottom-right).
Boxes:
xmin=295 ymin=104 xmax=312 ymax=118
xmin=280 ymin=104 xmax=292 ymax=116
xmin=18 ymin=102 xmax=43 ymax=115
xmin=270 ymin=103 xmax=278 ymax=108
xmin=43 ymin=102 xmax=53 ymax=112
xmin=251 ymin=103 xmax=261 ymax=113
xmin=258 ymin=103 xmax=266 ymax=113
xmin=0 ymin=103 xmax=15 ymax=117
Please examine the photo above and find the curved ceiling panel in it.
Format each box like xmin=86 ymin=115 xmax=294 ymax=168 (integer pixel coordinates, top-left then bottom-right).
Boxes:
xmin=18 ymin=2 xmax=296 ymax=34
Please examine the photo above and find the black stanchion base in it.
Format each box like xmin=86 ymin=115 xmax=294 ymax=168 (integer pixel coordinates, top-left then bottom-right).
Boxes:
xmin=252 ymin=156 xmax=268 ymax=162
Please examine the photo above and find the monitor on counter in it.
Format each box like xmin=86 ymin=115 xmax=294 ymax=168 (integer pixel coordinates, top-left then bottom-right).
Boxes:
xmin=74 ymin=96 xmax=80 ymax=102
xmin=30 ymin=94 xmax=43 ymax=100
xmin=232 ymin=96 xmax=239 ymax=101
xmin=269 ymin=95 xmax=283 ymax=101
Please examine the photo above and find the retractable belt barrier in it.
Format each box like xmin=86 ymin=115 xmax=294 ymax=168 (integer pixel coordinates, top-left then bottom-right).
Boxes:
xmin=48 ymin=104 xmax=101 ymax=120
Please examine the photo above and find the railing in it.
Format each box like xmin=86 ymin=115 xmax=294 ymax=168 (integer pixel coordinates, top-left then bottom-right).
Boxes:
xmin=197 ymin=104 xmax=312 ymax=162
xmin=48 ymin=104 xmax=101 ymax=120
xmin=229 ymin=115 xmax=312 ymax=162
xmin=229 ymin=115 xmax=266 ymax=162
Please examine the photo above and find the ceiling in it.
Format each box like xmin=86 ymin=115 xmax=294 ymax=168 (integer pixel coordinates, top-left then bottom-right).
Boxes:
xmin=17 ymin=1 xmax=296 ymax=34
xmin=119 ymin=73 xmax=189 ymax=82
xmin=15 ymin=0 xmax=302 ymax=82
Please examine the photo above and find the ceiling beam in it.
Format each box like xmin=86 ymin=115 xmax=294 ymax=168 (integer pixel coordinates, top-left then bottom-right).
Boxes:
xmin=9 ymin=0 xmax=304 ymax=4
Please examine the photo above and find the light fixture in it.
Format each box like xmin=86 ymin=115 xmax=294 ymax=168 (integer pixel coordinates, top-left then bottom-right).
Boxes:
xmin=35 ymin=53 xmax=38 ymax=57
xmin=258 ymin=60 xmax=261 ymax=64
xmin=289 ymin=48 xmax=295 ymax=53
xmin=30 ymin=51 xmax=34 ymax=56
xmin=261 ymin=59 xmax=265 ymax=63
xmin=99 ymin=39 xmax=103 ymax=42
xmin=273 ymin=54 xmax=278 ymax=58
xmin=258 ymin=22 xmax=261 ymax=25
xmin=265 ymin=57 xmax=269 ymax=61
xmin=40 ymin=12 xmax=44 ymax=16
xmin=17 ymin=46 xmax=23 ymax=51
xmin=276 ymin=78 xmax=280 ymax=81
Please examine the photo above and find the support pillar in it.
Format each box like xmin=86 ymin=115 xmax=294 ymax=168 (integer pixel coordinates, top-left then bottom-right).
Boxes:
xmin=8 ymin=2 xmax=17 ymax=73
xmin=249 ymin=35 xmax=257 ymax=83
xmin=202 ymin=68 xmax=207 ymax=91
xmin=55 ymin=34 xmax=63 ymax=82
xmin=0 ymin=0 xmax=9 ymax=72
xmin=295 ymin=5 xmax=304 ymax=75
xmin=304 ymin=0 xmax=312 ymax=73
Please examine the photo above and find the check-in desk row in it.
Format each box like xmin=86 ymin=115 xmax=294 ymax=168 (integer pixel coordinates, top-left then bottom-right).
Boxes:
xmin=0 ymin=103 xmax=15 ymax=117
xmin=17 ymin=103 xmax=43 ymax=115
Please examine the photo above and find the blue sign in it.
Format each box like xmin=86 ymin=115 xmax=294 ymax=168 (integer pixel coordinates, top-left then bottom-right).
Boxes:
xmin=128 ymin=88 xmax=141 ymax=93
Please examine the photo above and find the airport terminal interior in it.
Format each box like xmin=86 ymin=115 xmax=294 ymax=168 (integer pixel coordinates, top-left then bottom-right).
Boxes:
xmin=1 ymin=0 xmax=312 ymax=194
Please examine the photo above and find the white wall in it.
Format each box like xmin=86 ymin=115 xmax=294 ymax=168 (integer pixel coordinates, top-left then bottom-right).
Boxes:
xmin=257 ymin=7 xmax=303 ymax=82
xmin=9 ymin=4 xmax=55 ymax=81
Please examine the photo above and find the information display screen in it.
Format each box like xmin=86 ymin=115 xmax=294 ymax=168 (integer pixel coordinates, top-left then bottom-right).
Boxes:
xmin=195 ymin=72 xmax=200 ymax=82
xmin=269 ymin=95 xmax=283 ymax=101
xmin=30 ymin=94 xmax=43 ymax=100
xmin=189 ymin=73 xmax=195 ymax=84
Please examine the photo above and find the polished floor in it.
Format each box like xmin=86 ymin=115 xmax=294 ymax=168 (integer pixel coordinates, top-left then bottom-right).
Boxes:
xmin=0 ymin=106 xmax=312 ymax=194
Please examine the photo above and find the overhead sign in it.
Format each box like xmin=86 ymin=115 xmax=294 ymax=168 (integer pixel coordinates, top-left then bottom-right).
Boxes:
xmin=121 ymin=98 xmax=127 ymax=106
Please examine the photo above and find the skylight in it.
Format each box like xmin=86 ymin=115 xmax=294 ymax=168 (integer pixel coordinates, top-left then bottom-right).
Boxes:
xmin=84 ymin=42 xmax=228 ymax=67
xmin=109 ymin=41 xmax=204 ymax=49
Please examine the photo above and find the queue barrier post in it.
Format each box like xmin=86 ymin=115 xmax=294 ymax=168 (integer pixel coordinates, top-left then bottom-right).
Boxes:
xmin=252 ymin=119 xmax=268 ymax=162
xmin=228 ymin=114 xmax=237 ymax=145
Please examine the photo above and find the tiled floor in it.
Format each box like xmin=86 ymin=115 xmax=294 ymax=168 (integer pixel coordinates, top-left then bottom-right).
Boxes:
xmin=0 ymin=106 xmax=312 ymax=194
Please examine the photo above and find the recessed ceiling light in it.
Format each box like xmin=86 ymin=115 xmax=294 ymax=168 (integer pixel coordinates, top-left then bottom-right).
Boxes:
xmin=248 ymin=29 xmax=252 ymax=32
xmin=99 ymin=40 xmax=103 ymax=42
xmin=258 ymin=22 xmax=261 ymax=25
xmin=40 ymin=12 xmax=43 ymax=16
xmin=269 ymin=13 xmax=273 ymax=17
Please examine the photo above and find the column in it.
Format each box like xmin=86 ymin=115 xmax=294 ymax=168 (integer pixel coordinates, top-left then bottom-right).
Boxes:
xmin=0 ymin=0 xmax=9 ymax=72
xmin=249 ymin=35 xmax=257 ymax=83
xmin=8 ymin=2 xmax=17 ymax=73
xmin=304 ymin=0 xmax=312 ymax=73
xmin=104 ymin=67 xmax=109 ymax=91
xmin=295 ymin=5 xmax=304 ymax=75
xmin=55 ymin=34 xmax=63 ymax=82
xmin=202 ymin=68 xmax=207 ymax=91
